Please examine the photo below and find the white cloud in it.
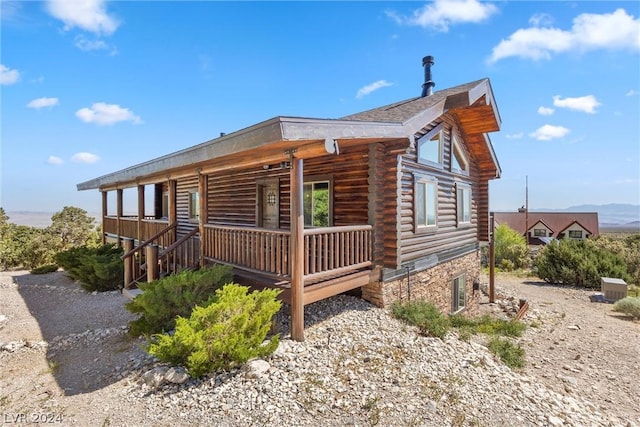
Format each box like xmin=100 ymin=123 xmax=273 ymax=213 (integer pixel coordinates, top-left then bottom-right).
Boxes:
xmin=552 ymin=95 xmax=601 ymax=114
xmin=46 ymin=0 xmax=119 ymax=35
xmin=27 ymin=97 xmax=59 ymax=109
xmin=71 ymin=152 xmax=100 ymax=164
xmin=489 ymin=8 xmax=640 ymax=63
xmin=76 ymin=102 xmax=142 ymax=125
xmin=0 ymin=64 xmax=20 ymax=85
xmin=386 ymin=0 xmax=498 ymax=32
xmin=626 ymin=89 xmax=639 ymax=96
xmin=529 ymin=124 xmax=570 ymax=141
xmin=356 ymin=80 xmax=394 ymax=99
xmin=47 ymin=155 xmax=63 ymax=165
xmin=529 ymin=13 xmax=554 ymax=27
xmin=537 ymin=106 xmax=554 ymax=116
xmin=74 ymin=35 xmax=116 ymax=54
xmin=505 ymin=132 xmax=524 ymax=139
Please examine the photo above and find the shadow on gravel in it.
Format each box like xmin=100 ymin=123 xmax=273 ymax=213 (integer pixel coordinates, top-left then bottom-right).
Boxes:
xmin=13 ymin=271 xmax=145 ymax=396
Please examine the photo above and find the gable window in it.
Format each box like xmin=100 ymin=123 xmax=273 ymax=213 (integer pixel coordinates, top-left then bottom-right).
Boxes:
xmin=304 ymin=180 xmax=330 ymax=227
xmin=533 ymin=228 xmax=546 ymax=237
xmin=188 ymin=190 xmax=200 ymax=222
xmin=451 ymin=135 xmax=469 ymax=174
xmin=568 ymin=230 xmax=583 ymax=239
xmin=414 ymin=176 xmax=438 ymax=230
xmin=417 ymin=123 xmax=444 ymax=166
xmin=456 ymin=184 xmax=471 ymax=224
xmin=452 ymin=275 xmax=466 ymax=313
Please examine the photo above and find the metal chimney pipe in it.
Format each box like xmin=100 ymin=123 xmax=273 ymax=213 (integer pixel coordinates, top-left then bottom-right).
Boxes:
xmin=421 ymin=56 xmax=435 ymax=97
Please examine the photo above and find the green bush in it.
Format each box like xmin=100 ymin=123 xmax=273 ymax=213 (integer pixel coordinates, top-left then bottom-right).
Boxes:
xmin=148 ymin=284 xmax=281 ymax=378
xmin=54 ymin=244 xmax=124 ymax=292
xmin=613 ymin=297 xmax=640 ymax=320
xmin=391 ymin=300 xmax=451 ymax=339
xmin=487 ymin=337 xmax=525 ymax=369
xmin=30 ymin=264 xmax=59 ymax=274
xmin=126 ymin=265 xmax=233 ymax=337
xmin=534 ymin=239 xmax=629 ymax=288
xmin=495 ymin=224 xmax=529 ymax=270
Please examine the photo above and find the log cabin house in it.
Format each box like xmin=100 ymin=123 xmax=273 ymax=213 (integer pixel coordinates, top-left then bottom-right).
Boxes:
xmin=494 ymin=211 xmax=599 ymax=245
xmin=77 ymin=57 xmax=502 ymax=340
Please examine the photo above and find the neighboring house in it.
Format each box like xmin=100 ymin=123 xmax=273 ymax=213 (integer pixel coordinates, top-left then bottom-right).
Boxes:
xmin=77 ymin=56 xmax=502 ymax=340
xmin=493 ymin=212 xmax=599 ymax=245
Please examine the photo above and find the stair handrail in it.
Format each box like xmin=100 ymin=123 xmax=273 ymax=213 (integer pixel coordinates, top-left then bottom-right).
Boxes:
xmin=121 ymin=222 xmax=177 ymax=260
xmin=159 ymin=227 xmax=198 ymax=258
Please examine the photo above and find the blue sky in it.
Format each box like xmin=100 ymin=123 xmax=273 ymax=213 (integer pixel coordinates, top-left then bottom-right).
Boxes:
xmin=1 ymin=0 xmax=639 ymax=216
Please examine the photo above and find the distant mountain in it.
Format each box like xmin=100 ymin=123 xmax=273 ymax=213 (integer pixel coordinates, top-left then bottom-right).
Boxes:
xmin=533 ymin=204 xmax=640 ymax=226
xmin=5 ymin=211 xmax=101 ymax=228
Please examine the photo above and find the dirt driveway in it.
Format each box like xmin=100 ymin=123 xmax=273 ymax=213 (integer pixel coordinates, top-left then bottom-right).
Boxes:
xmin=480 ymin=273 xmax=640 ymax=423
xmin=1 ymin=270 xmax=639 ymax=426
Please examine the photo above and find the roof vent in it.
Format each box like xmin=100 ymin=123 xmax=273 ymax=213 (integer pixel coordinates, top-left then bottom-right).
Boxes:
xmin=421 ymin=56 xmax=435 ymax=97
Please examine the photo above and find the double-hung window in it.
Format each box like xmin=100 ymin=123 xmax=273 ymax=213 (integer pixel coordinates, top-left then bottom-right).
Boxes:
xmin=303 ymin=180 xmax=330 ymax=227
xmin=568 ymin=230 xmax=582 ymax=239
xmin=415 ymin=175 xmax=438 ymax=230
xmin=456 ymin=184 xmax=471 ymax=225
xmin=188 ymin=190 xmax=200 ymax=222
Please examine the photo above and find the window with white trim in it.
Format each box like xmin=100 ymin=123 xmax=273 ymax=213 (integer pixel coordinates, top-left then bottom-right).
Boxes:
xmin=417 ymin=124 xmax=444 ymax=165
xmin=452 ymin=275 xmax=466 ymax=313
xmin=188 ymin=190 xmax=199 ymax=222
xmin=533 ymin=228 xmax=546 ymax=237
xmin=456 ymin=184 xmax=471 ymax=224
xmin=303 ymin=180 xmax=330 ymax=227
xmin=568 ymin=230 xmax=583 ymax=239
xmin=451 ymin=134 xmax=469 ymax=174
xmin=415 ymin=176 xmax=438 ymax=230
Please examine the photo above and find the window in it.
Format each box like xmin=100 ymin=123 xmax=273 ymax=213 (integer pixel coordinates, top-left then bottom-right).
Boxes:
xmin=452 ymin=275 xmax=466 ymax=313
xmin=188 ymin=190 xmax=199 ymax=222
xmin=415 ymin=176 xmax=437 ymax=229
xmin=303 ymin=181 xmax=330 ymax=227
xmin=417 ymin=124 xmax=444 ymax=165
xmin=533 ymin=229 xmax=546 ymax=237
xmin=456 ymin=184 xmax=471 ymax=224
xmin=568 ymin=230 xmax=583 ymax=239
xmin=161 ymin=192 xmax=169 ymax=218
xmin=451 ymin=135 xmax=469 ymax=174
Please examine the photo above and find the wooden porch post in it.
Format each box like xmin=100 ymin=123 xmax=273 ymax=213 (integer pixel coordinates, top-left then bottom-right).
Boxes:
xmin=101 ymin=191 xmax=108 ymax=245
xmin=146 ymin=244 xmax=159 ymax=283
xmin=137 ymin=185 xmax=145 ymax=243
xmin=123 ymin=238 xmax=134 ymax=288
xmin=168 ymin=180 xmax=177 ymax=243
xmin=116 ymin=189 xmax=123 ymax=247
xmin=290 ymin=157 xmax=305 ymax=341
xmin=198 ymin=172 xmax=208 ymax=267
xmin=489 ymin=211 xmax=495 ymax=303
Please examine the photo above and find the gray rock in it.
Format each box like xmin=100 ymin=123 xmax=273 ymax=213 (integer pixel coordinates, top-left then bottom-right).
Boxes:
xmin=245 ymin=359 xmax=270 ymax=379
xmin=142 ymin=366 xmax=170 ymax=387
xmin=165 ymin=367 xmax=189 ymax=384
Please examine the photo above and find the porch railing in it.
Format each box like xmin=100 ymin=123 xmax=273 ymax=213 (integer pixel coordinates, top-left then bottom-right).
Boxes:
xmin=103 ymin=215 xmax=170 ymax=244
xmin=202 ymin=224 xmax=372 ymax=281
xmin=203 ymin=225 xmax=290 ymax=277
xmin=121 ymin=222 xmax=177 ymax=288
xmin=157 ymin=228 xmax=200 ymax=277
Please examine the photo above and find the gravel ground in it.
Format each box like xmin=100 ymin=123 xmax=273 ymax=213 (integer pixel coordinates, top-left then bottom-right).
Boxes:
xmin=1 ymin=269 xmax=638 ymax=426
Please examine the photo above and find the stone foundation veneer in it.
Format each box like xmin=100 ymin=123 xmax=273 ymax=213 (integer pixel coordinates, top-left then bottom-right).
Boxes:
xmin=362 ymin=250 xmax=480 ymax=316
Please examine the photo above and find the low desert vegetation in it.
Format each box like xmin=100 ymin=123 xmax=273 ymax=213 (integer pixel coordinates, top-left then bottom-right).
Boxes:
xmin=390 ymin=300 xmax=527 ymax=368
xmin=613 ymin=297 xmax=640 ymax=320
xmin=148 ymin=284 xmax=281 ymax=378
xmin=126 ymin=265 xmax=233 ymax=337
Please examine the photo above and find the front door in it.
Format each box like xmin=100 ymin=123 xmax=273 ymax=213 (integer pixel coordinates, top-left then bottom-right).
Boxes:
xmin=260 ymin=182 xmax=279 ymax=228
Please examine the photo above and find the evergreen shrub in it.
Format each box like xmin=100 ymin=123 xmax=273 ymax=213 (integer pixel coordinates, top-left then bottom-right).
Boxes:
xmin=148 ymin=284 xmax=281 ymax=378
xmin=390 ymin=300 xmax=451 ymax=339
xmin=30 ymin=264 xmax=59 ymax=274
xmin=126 ymin=265 xmax=233 ymax=337
xmin=54 ymin=244 xmax=123 ymax=292
xmin=534 ymin=239 xmax=629 ymax=288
